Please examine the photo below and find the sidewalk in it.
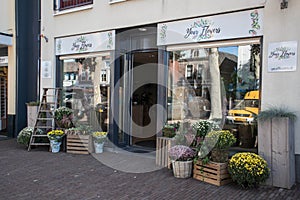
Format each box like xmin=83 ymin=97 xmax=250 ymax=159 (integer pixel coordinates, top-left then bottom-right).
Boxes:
xmin=0 ymin=139 xmax=299 ymax=200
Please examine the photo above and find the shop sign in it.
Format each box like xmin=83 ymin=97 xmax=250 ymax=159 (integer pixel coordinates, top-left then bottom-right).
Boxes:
xmin=41 ymin=61 xmax=52 ymax=78
xmin=268 ymin=41 xmax=297 ymax=72
xmin=56 ymin=30 xmax=115 ymax=55
xmin=0 ymin=56 xmax=8 ymax=64
xmin=157 ymin=9 xmax=263 ymax=46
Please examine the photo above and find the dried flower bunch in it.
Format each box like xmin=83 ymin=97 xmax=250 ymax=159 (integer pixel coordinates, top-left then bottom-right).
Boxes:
xmin=169 ymin=145 xmax=196 ymax=161
xmin=228 ymin=152 xmax=270 ymax=188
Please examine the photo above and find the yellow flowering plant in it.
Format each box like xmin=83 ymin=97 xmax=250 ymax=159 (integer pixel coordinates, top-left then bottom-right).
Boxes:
xmin=92 ymin=131 xmax=108 ymax=144
xmin=228 ymin=152 xmax=270 ymax=188
xmin=47 ymin=130 xmax=64 ymax=142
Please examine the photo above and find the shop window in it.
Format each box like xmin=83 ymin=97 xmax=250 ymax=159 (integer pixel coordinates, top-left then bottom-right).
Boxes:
xmin=62 ymin=54 xmax=111 ymax=132
xmin=56 ymin=0 xmax=93 ymax=11
xmin=167 ymin=44 xmax=261 ymax=150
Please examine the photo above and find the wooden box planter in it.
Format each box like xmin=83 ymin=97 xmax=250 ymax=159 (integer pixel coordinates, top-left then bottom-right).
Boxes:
xmin=156 ymin=137 xmax=174 ymax=169
xmin=66 ymin=135 xmax=92 ymax=154
xmin=193 ymin=160 xmax=232 ymax=186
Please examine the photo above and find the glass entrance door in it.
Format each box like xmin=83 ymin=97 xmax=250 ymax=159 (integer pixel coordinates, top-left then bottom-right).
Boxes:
xmin=121 ymin=50 xmax=158 ymax=148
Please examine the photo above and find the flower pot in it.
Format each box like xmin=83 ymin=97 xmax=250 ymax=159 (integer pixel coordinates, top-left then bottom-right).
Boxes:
xmin=211 ymin=149 xmax=229 ymax=163
xmin=50 ymin=140 xmax=61 ymax=153
xmin=94 ymin=142 xmax=104 ymax=153
xmin=171 ymin=160 xmax=193 ymax=178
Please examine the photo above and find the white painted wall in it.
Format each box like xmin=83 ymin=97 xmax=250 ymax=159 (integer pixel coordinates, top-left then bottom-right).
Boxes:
xmin=262 ymin=1 xmax=300 ymax=154
xmin=0 ymin=0 xmax=16 ymax=115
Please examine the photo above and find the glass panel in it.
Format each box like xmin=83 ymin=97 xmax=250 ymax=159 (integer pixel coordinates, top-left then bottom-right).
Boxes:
xmin=167 ymin=44 xmax=260 ymax=149
xmin=60 ymin=0 xmax=93 ymax=10
xmin=62 ymin=53 xmax=111 ymax=132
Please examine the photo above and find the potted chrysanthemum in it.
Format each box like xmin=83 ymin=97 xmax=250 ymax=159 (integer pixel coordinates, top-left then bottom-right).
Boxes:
xmin=47 ymin=129 xmax=64 ymax=153
xmin=228 ymin=152 xmax=270 ymax=188
xmin=92 ymin=131 xmax=108 ymax=153
xmin=169 ymin=145 xmax=196 ymax=178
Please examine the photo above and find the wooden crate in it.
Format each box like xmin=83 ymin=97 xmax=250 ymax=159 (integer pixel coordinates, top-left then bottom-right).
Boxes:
xmin=66 ymin=135 xmax=91 ymax=154
xmin=156 ymin=137 xmax=173 ymax=169
xmin=193 ymin=160 xmax=232 ymax=186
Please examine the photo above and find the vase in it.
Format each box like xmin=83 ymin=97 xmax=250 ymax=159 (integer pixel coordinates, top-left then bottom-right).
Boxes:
xmin=50 ymin=140 xmax=61 ymax=153
xmin=211 ymin=149 xmax=229 ymax=163
xmin=171 ymin=160 xmax=193 ymax=178
xmin=94 ymin=142 xmax=104 ymax=153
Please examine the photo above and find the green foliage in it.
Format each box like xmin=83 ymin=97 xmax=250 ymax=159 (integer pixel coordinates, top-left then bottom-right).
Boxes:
xmin=26 ymin=101 xmax=40 ymax=106
xmin=66 ymin=125 xmax=93 ymax=135
xmin=54 ymin=106 xmax=74 ymax=128
xmin=257 ymin=106 xmax=297 ymax=122
xmin=228 ymin=152 xmax=270 ymax=188
xmin=197 ymin=130 xmax=236 ymax=160
xmin=162 ymin=122 xmax=180 ymax=138
xmin=92 ymin=132 xmax=108 ymax=143
xmin=191 ymin=120 xmax=220 ymax=148
xmin=17 ymin=127 xmax=43 ymax=146
xmin=205 ymin=130 xmax=236 ymax=150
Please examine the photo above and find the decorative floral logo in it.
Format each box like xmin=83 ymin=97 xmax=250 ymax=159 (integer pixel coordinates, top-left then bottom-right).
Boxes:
xmin=71 ymin=36 xmax=93 ymax=53
xmin=184 ymin=19 xmax=221 ymax=41
xmin=56 ymin=39 xmax=62 ymax=54
xmin=249 ymin=10 xmax=260 ymax=36
xmin=107 ymin=31 xmax=114 ymax=49
xmin=159 ymin=24 xmax=168 ymax=44
xmin=269 ymin=46 xmax=295 ymax=60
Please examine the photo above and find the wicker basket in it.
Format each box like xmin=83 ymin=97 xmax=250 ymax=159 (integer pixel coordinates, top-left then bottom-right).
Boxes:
xmin=172 ymin=160 xmax=193 ymax=178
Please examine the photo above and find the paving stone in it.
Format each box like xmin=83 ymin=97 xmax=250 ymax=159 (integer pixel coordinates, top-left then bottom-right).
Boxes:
xmin=0 ymin=139 xmax=299 ymax=200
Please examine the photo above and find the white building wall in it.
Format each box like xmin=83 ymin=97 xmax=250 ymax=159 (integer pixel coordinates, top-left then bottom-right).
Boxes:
xmin=262 ymin=1 xmax=300 ymax=154
xmin=40 ymin=0 xmax=300 ymax=172
xmin=0 ymin=0 xmax=16 ymax=115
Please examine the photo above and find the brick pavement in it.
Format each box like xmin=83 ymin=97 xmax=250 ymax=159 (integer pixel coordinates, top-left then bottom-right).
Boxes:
xmin=0 ymin=139 xmax=299 ymax=200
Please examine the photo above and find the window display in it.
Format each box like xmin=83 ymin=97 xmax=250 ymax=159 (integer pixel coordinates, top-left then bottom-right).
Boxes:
xmin=167 ymin=44 xmax=260 ymax=149
xmin=62 ymin=54 xmax=111 ymax=132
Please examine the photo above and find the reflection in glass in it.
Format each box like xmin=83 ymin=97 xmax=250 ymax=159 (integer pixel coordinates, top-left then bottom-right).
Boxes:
xmin=62 ymin=54 xmax=111 ymax=132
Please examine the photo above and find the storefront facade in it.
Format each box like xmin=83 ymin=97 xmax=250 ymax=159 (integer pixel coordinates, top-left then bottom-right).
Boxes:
xmin=41 ymin=0 xmax=300 ymax=182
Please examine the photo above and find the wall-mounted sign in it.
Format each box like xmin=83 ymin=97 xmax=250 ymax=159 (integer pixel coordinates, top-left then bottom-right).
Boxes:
xmin=55 ymin=30 xmax=115 ymax=55
xmin=268 ymin=41 xmax=297 ymax=72
xmin=0 ymin=56 xmax=8 ymax=65
xmin=157 ymin=9 xmax=263 ymax=46
xmin=41 ymin=61 xmax=52 ymax=78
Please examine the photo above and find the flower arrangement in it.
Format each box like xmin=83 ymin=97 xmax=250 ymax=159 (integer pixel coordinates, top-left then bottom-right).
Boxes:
xmin=54 ymin=106 xmax=74 ymax=128
xmin=169 ymin=145 xmax=196 ymax=161
xmin=191 ymin=120 xmax=220 ymax=148
xmin=47 ymin=129 xmax=64 ymax=142
xmin=228 ymin=152 xmax=270 ymax=188
xmin=162 ymin=122 xmax=180 ymax=138
xmin=92 ymin=131 xmax=108 ymax=144
xmin=197 ymin=130 xmax=236 ymax=162
xmin=17 ymin=127 xmax=43 ymax=146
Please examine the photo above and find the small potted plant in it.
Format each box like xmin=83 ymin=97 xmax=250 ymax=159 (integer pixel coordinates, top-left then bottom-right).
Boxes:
xmin=54 ymin=106 xmax=74 ymax=129
xmin=92 ymin=131 xmax=108 ymax=153
xmin=169 ymin=145 xmax=196 ymax=178
xmin=200 ymin=130 xmax=236 ymax=163
xmin=228 ymin=152 xmax=270 ymax=188
xmin=191 ymin=120 xmax=220 ymax=148
xmin=162 ymin=122 xmax=180 ymax=138
xmin=47 ymin=129 xmax=64 ymax=153
xmin=17 ymin=127 xmax=43 ymax=148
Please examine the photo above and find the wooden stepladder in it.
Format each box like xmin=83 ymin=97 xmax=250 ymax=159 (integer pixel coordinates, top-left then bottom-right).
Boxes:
xmin=28 ymin=88 xmax=61 ymax=151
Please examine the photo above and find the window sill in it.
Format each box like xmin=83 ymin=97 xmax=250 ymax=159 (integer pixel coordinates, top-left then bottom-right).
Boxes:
xmin=53 ymin=4 xmax=93 ymax=16
xmin=109 ymin=0 xmax=127 ymax=4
